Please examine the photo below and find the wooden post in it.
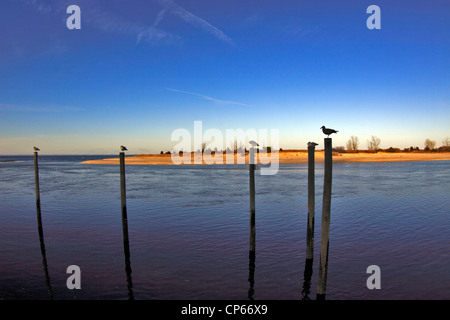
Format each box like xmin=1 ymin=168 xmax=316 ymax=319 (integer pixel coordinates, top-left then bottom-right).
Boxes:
xmin=34 ymin=151 xmax=53 ymax=299
xmin=34 ymin=152 xmax=42 ymax=222
xmin=120 ymin=152 xmax=129 ymax=242
xmin=302 ymin=143 xmax=316 ymax=300
xmin=317 ymin=138 xmax=332 ymax=299
xmin=120 ymin=152 xmax=133 ymax=299
xmin=249 ymin=147 xmax=256 ymax=253
xmin=34 ymin=151 xmax=45 ymax=253
xmin=306 ymin=144 xmax=316 ymax=260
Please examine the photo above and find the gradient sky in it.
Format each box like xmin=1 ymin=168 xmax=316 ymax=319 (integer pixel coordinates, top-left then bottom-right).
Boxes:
xmin=0 ymin=0 xmax=449 ymax=154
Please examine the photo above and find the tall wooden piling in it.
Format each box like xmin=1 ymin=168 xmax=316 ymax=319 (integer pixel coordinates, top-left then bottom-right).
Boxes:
xmin=34 ymin=152 xmax=42 ymax=222
xmin=120 ymin=152 xmax=129 ymax=242
xmin=306 ymin=144 xmax=316 ymax=260
xmin=34 ymin=151 xmax=53 ymax=299
xmin=34 ymin=151 xmax=45 ymax=255
xmin=249 ymin=146 xmax=256 ymax=253
xmin=248 ymin=146 xmax=256 ymax=298
xmin=317 ymin=137 xmax=332 ymax=299
xmin=302 ymin=143 xmax=316 ymax=301
xmin=119 ymin=152 xmax=133 ymax=299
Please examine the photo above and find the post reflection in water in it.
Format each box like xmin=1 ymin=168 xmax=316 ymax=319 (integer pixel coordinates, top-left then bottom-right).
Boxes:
xmin=121 ymin=211 xmax=134 ymax=300
xmin=36 ymin=206 xmax=53 ymax=299
xmin=301 ymin=258 xmax=313 ymax=300
xmin=248 ymin=251 xmax=255 ymax=300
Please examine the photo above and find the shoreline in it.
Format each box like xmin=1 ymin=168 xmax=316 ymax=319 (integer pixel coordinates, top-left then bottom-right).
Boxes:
xmin=81 ymin=151 xmax=450 ymax=165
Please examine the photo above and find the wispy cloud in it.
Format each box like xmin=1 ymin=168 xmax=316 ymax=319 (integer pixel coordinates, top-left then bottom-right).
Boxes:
xmin=159 ymin=0 xmax=234 ymax=46
xmin=135 ymin=7 xmax=179 ymax=45
xmin=166 ymin=88 xmax=252 ymax=107
xmin=16 ymin=0 xmax=179 ymax=45
xmin=17 ymin=0 xmax=233 ymax=46
xmin=88 ymin=7 xmax=179 ymax=45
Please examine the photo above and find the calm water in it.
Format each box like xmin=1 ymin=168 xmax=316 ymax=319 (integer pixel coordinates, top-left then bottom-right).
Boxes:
xmin=0 ymin=155 xmax=449 ymax=300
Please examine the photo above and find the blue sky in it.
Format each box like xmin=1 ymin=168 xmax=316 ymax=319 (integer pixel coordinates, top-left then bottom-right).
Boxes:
xmin=0 ymin=0 xmax=449 ymax=154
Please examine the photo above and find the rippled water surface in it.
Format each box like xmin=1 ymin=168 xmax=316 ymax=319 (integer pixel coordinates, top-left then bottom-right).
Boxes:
xmin=0 ymin=155 xmax=449 ymax=299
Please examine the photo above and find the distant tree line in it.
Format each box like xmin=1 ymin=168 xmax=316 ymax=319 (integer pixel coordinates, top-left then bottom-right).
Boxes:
xmin=161 ymin=137 xmax=450 ymax=155
xmin=332 ymin=136 xmax=450 ymax=153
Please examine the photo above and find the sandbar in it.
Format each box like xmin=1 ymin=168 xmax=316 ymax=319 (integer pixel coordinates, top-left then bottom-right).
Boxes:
xmin=81 ymin=151 xmax=450 ymax=165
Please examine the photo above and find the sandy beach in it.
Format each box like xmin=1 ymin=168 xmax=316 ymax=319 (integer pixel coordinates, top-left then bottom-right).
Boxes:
xmin=81 ymin=151 xmax=450 ymax=165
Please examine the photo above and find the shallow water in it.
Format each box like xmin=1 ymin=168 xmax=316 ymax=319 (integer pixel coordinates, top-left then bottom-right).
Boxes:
xmin=0 ymin=156 xmax=449 ymax=299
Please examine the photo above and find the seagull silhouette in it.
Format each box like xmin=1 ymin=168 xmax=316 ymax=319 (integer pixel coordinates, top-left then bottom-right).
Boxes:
xmin=320 ymin=126 xmax=338 ymax=137
xmin=249 ymin=140 xmax=259 ymax=148
xmin=307 ymin=142 xmax=318 ymax=147
xmin=33 ymin=146 xmax=40 ymax=152
xmin=120 ymin=145 xmax=128 ymax=152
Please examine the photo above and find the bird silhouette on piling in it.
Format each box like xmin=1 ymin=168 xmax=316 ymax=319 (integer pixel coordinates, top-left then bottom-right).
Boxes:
xmin=320 ymin=126 xmax=338 ymax=137
xmin=307 ymin=142 xmax=318 ymax=147
xmin=120 ymin=145 xmax=128 ymax=152
xmin=33 ymin=146 xmax=40 ymax=152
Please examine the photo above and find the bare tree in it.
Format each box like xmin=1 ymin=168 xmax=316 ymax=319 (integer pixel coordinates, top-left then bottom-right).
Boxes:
xmin=424 ymin=139 xmax=436 ymax=150
xmin=443 ymin=137 xmax=450 ymax=147
xmin=367 ymin=136 xmax=381 ymax=151
xmin=346 ymin=136 xmax=359 ymax=151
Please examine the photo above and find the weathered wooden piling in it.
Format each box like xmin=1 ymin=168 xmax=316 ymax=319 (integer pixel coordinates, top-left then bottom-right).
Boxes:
xmin=34 ymin=151 xmax=45 ymax=255
xmin=306 ymin=143 xmax=316 ymax=260
xmin=302 ymin=142 xmax=316 ymax=300
xmin=249 ymin=147 xmax=256 ymax=253
xmin=34 ymin=152 xmax=42 ymax=221
xmin=119 ymin=152 xmax=133 ymax=299
xmin=34 ymin=151 xmax=53 ymax=299
xmin=317 ymin=137 xmax=332 ymax=299
xmin=120 ymin=152 xmax=129 ymax=242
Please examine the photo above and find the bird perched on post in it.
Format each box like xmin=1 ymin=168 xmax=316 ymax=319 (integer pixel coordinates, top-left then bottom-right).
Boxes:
xmin=249 ymin=140 xmax=259 ymax=148
xmin=120 ymin=145 xmax=128 ymax=152
xmin=307 ymin=142 xmax=318 ymax=147
xmin=320 ymin=126 xmax=338 ymax=137
xmin=33 ymin=146 xmax=40 ymax=152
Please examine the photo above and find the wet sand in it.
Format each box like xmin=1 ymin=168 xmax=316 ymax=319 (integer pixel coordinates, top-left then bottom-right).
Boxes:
xmin=81 ymin=151 xmax=450 ymax=165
